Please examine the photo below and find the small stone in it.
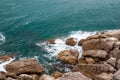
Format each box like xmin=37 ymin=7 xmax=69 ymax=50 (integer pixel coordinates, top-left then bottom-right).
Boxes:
xmin=51 ymin=71 xmax=63 ymax=79
xmin=85 ymin=57 xmax=95 ymax=64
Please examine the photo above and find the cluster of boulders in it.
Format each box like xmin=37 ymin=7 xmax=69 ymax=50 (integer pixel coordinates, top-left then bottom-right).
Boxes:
xmin=56 ymin=30 xmax=120 ymax=80
xmin=1 ymin=30 xmax=120 ymax=80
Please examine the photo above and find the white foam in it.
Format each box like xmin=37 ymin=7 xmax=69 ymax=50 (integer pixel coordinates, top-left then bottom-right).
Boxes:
xmin=0 ymin=57 xmax=15 ymax=72
xmin=0 ymin=33 xmax=6 ymax=45
xmin=36 ymin=31 xmax=97 ymax=59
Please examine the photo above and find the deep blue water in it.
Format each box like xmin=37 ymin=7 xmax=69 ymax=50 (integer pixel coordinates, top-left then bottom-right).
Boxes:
xmin=0 ymin=0 xmax=120 ymax=63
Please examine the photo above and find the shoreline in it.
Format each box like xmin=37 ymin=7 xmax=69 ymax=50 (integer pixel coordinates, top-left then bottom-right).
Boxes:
xmin=0 ymin=30 xmax=120 ymax=80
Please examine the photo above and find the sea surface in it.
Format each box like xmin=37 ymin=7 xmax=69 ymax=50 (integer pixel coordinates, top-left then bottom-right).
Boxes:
xmin=0 ymin=0 xmax=120 ymax=72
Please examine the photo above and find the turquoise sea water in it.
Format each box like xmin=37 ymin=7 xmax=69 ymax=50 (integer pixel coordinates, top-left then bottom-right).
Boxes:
xmin=0 ymin=0 xmax=120 ymax=66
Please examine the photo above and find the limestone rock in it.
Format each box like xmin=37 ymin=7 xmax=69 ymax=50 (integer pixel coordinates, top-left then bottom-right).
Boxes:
xmin=51 ymin=71 xmax=63 ymax=79
xmin=6 ymin=59 xmax=44 ymax=75
xmin=57 ymin=72 xmax=92 ymax=80
xmin=83 ymin=50 xmax=108 ymax=59
xmin=65 ymin=38 xmax=77 ymax=46
xmin=72 ymin=63 xmax=115 ymax=79
xmin=57 ymin=50 xmax=79 ymax=64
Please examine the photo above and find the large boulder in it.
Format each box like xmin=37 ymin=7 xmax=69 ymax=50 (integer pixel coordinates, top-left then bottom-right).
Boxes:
xmin=65 ymin=38 xmax=77 ymax=46
xmin=57 ymin=72 xmax=92 ymax=80
xmin=6 ymin=59 xmax=44 ymax=75
xmin=57 ymin=50 xmax=79 ymax=64
xmin=113 ymin=70 xmax=120 ymax=80
xmin=39 ymin=74 xmax=56 ymax=80
xmin=82 ymin=39 xmax=101 ymax=51
xmin=82 ymin=50 xmax=108 ymax=59
xmin=80 ymin=31 xmax=120 ymax=51
xmin=72 ymin=63 xmax=115 ymax=79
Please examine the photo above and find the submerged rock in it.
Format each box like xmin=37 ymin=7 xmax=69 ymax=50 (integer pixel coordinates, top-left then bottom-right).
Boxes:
xmin=57 ymin=72 xmax=92 ymax=80
xmin=57 ymin=50 xmax=79 ymax=64
xmin=65 ymin=38 xmax=77 ymax=46
xmin=6 ymin=59 xmax=44 ymax=75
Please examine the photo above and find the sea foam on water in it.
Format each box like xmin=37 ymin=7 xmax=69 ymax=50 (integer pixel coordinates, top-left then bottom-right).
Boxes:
xmin=36 ymin=31 xmax=97 ymax=59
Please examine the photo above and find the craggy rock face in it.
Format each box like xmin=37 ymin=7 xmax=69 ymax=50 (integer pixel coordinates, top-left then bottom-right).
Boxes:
xmin=83 ymin=50 xmax=108 ymax=59
xmin=72 ymin=63 xmax=115 ymax=79
xmin=6 ymin=59 xmax=44 ymax=75
xmin=56 ymin=72 xmax=92 ymax=80
xmin=65 ymin=38 xmax=77 ymax=46
xmin=57 ymin=50 xmax=79 ymax=64
xmin=39 ymin=74 xmax=56 ymax=80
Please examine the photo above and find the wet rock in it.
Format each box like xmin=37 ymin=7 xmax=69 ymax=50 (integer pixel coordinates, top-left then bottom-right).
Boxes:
xmin=51 ymin=71 xmax=63 ymax=79
xmin=78 ymin=58 xmax=87 ymax=64
xmin=18 ymin=74 xmax=33 ymax=80
xmin=0 ymin=72 xmax=6 ymax=80
xmin=78 ymin=39 xmax=85 ymax=46
xmin=72 ymin=63 xmax=115 ymax=79
xmin=57 ymin=50 xmax=79 ymax=64
xmin=0 ymin=55 xmax=14 ymax=61
xmin=56 ymin=72 xmax=92 ymax=80
xmin=113 ymin=70 xmax=120 ymax=80
xmin=65 ymin=38 xmax=77 ymax=46
xmin=95 ymin=73 xmax=113 ymax=80
xmin=6 ymin=59 xmax=44 ymax=75
xmin=49 ymin=39 xmax=56 ymax=44
xmin=106 ymin=57 xmax=116 ymax=68
xmin=39 ymin=74 xmax=56 ymax=80
xmin=83 ymin=50 xmax=108 ymax=59
xmin=85 ymin=57 xmax=95 ymax=64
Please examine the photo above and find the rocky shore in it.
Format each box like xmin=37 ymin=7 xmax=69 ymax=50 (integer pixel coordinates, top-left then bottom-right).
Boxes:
xmin=1 ymin=30 xmax=120 ymax=80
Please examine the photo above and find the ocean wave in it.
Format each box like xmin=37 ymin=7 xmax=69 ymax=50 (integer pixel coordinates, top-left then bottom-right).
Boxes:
xmin=0 ymin=57 xmax=15 ymax=72
xmin=36 ymin=31 xmax=97 ymax=59
xmin=0 ymin=33 xmax=5 ymax=45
